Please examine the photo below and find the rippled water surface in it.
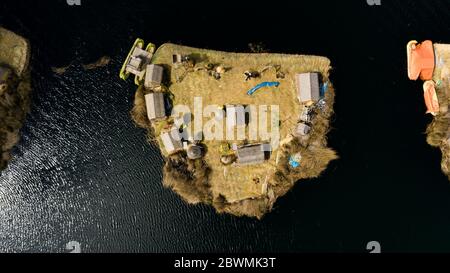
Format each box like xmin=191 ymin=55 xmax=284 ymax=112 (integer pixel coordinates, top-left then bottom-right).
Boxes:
xmin=1 ymin=0 xmax=450 ymax=252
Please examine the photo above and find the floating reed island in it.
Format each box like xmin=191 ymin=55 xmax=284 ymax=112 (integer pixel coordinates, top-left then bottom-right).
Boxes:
xmin=0 ymin=27 xmax=31 ymax=171
xmin=407 ymin=40 xmax=450 ymax=179
xmin=120 ymin=40 xmax=337 ymax=218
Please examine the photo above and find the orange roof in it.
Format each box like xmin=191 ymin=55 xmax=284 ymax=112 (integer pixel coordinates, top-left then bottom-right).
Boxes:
xmin=407 ymin=40 xmax=435 ymax=81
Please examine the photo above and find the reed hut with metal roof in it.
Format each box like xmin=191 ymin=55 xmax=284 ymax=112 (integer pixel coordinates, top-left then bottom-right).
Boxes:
xmin=161 ymin=127 xmax=183 ymax=154
xmin=145 ymin=92 xmax=166 ymax=121
xmin=236 ymin=144 xmax=265 ymax=165
xmin=144 ymin=64 xmax=164 ymax=88
xmin=296 ymin=72 xmax=320 ymax=104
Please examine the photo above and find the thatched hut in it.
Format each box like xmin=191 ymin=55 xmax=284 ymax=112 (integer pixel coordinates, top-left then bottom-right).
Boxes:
xmin=236 ymin=144 xmax=265 ymax=165
xmin=145 ymin=92 xmax=166 ymax=121
xmin=293 ymin=122 xmax=311 ymax=137
xmin=187 ymin=144 xmax=202 ymax=160
xmin=296 ymin=72 xmax=320 ymax=104
xmin=161 ymin=127 xmax=183 ymax=154
xmin=144 ymin=64 xmax=164 ymax=88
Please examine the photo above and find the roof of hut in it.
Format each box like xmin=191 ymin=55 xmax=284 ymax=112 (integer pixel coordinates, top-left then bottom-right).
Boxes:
xmin=236 ymin=144 xmax=265 ymax=165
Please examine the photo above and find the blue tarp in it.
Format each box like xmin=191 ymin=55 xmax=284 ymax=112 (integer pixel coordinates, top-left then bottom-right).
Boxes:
xmin=320 ymin=82 xmax=328 ymax=98
xmin=289 ymin=156 xmax=300 ymax=168
xmin=247 ymin=81 xmax=280 ymax=95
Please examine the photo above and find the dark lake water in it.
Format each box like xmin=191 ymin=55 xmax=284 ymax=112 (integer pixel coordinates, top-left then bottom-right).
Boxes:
xmin=0 ymin=0 xmax=449 ymax=252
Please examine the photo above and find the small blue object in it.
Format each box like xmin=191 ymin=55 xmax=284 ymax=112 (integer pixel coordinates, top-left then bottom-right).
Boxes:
xmin=320 ymin=82 xmax=328 ymax=98
xmin=247 ymin=81 xmax=280 ymax=95
xmin=289 ymin=156 xmax=300 ymax=168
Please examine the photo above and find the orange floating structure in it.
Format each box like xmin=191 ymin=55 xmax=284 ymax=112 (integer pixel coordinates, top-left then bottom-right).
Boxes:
xmin=407 ymin=40 xmax=435 ymax=81
xmin=406 ymin=40 xmax=450 ymax=115
xmin=407 ymin=39 xmax=450 ymax=179
xmin=422 ymin=80 xmax=439 ymax=115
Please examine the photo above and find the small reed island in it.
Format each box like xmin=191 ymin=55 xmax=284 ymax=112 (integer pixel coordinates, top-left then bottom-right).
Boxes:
xmin=407 ymin=40 xmax=450 ymax=180
xmin=0 ymin=27 xmax=31 ymax=171
xmin=120 ymin=39 xmax=337 ymax=218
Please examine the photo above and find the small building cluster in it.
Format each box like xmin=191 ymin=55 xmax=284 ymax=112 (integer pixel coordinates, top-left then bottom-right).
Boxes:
xmin=293 ymin=72 xmax=326 ymax=141
xmin=122 ymin=40 xmax=332 ymax=170
xmin=144 ymin=67 xmax=327 ymax=167
xmin=124 ymin=50 xmax=205 ymax=160
xmin=121 ymin=43 xmax=193 ymax=157
xmin=124 ymin=45 xmax=164 ymax=89
xmin=160 ymin=126 xmax=204 ymax=159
